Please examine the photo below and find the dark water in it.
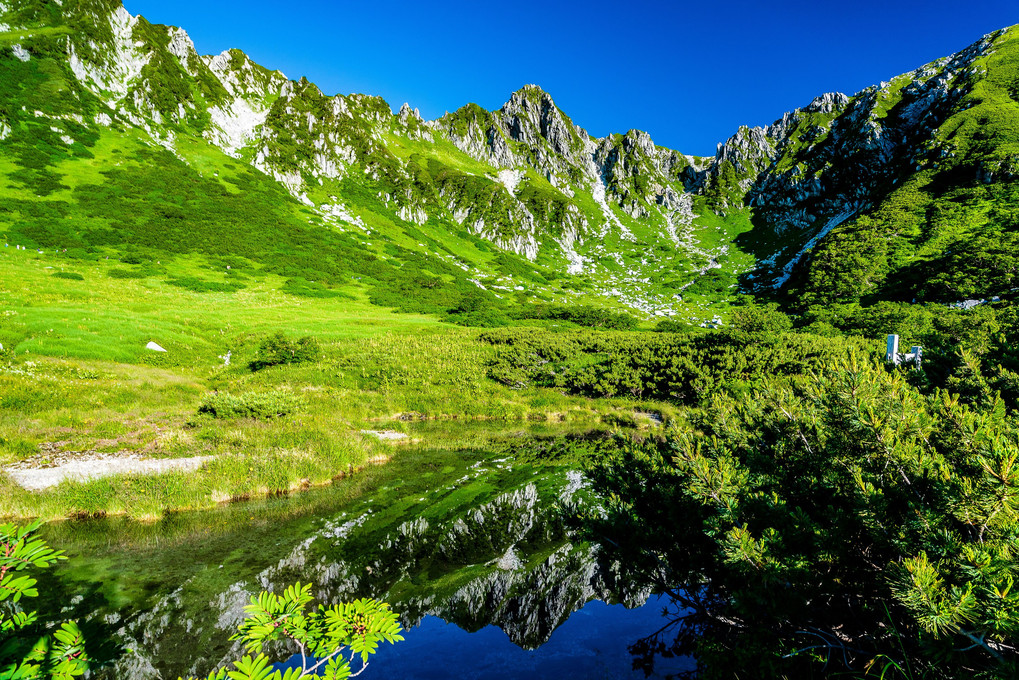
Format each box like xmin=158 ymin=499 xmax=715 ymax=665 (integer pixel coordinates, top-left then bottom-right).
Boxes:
xmin=36 ymin=447 xmax=690 ymax=678
xmin=344 ymin=596 xmax=690 ymax=679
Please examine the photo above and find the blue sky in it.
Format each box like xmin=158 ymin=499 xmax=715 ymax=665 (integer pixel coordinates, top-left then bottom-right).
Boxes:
xmin=124 ymin=0 xmax=1017 ymax=156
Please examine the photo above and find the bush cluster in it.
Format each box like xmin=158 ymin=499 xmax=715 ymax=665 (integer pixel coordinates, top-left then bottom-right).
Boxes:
xmin=513 ymin=304 xmax=638 ymax=330
xmin=249 ymin=333 xmax=320 ymax=372
xmin=197 ymin=390 xmax=302 ymax=419
xmin=481 ymin=307 xmax=839 ymax=403
xmin=587 ymin=355 xmax=1019 ymax=677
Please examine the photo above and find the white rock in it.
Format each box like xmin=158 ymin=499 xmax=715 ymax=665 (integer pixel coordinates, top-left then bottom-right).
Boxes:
xmin=207 ymin=98 xmax=268 ymax=156
xmin=68 ymin=6 xmax=148 ymax=103
xmin=146 ymin=341 xmax=167 ymax=352
xmin=165 ymin=27 xmax=196 ymax=67
xmin=11 ymin=44 xmax=29 ymax=62
xmin=496 ymin=169 xmax=525 ymax=195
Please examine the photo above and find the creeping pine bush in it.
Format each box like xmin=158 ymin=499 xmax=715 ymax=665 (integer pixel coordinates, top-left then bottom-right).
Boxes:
xmin=106 ymin=268 xmax=149 ymax=279
xmin=513 ymin=304 xmax=639 ymax=330
xmin=167 ymin=277 xmax=245 ymax=294
xmin=198 ymin=390 xmax=302 ymax=419
xmin=249 ymin=333 xmax=320 ymax=371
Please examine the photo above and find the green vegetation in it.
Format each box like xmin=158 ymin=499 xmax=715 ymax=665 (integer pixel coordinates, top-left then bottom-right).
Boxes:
xmin=585 ymin=353 xmax=1019 ymax=678
xmin=0 ymin=252 xmax=667 ymax=521
xmin=185 ymin=584 xmax=402 ymax=680
xmin=197 ymin=390 xmax=302 ymax=420
xmin=249 ymin=333 xmax=320 ymax=372
xmin=482 ymin=305 xmax=846 ymax=402
xmin=4 ymin=3 xmax=1019 ymax=677
xmin=0 ymin=521 xmax=88 ymax=679
xmin=512 ymin=303 xmax=639 ymax=330
xmin=0 ymin=519 xmax=402 ymax=680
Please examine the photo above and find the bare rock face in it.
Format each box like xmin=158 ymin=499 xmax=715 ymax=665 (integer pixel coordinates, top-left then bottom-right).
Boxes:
xmin=805 ymin=92 xmax=850 ymax=114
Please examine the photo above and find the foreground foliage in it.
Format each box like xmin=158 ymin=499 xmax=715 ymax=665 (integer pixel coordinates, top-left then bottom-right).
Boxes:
xmin=0 ymin=521 xmax=87 ymax=680
xmin=184 ymin=583 xmax=403 ymax=680
xmin=585 ymin=356 xmax=1019 ymax=678
xmin=1 ymin=520 xmax=403 ymax=679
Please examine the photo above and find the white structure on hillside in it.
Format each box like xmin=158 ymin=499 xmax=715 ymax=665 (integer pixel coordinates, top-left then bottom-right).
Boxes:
xmin=886 ymin=335 xmax=922 ymax=368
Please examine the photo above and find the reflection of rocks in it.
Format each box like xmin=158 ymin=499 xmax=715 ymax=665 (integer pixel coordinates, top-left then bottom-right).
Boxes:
xmin=214 ymin=583 xmax=255 ymax=631
xmin=64 ymin=470 xmax=649 ymax=679
xmin=440 ymin=483 xmax=539 ymax=560
xmin=439 ymin=543 xmax=650 ymax=649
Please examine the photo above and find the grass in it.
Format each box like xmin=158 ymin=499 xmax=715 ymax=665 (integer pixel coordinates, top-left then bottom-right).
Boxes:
xmin=0 ymin=249 xmax=675 ymax=521
xmin=0 ymin=26 xmax=71 ymax=48
xmin=5 ymin=9 xmax=1016 ymax=526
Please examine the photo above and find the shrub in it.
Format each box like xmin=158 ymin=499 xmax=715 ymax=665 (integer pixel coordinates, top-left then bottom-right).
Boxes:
xmin=52 ymin=271 xmax=84 ymax=281
xmin=107 ymin=268 xmax=147 ymax=279
xmin=281 ymin=277 xmax=355 ymax=299
xmin=249 ymin=333 xmax=320 ymax=371
xmin=198 ymin=390 xmax=302 ymax=419
xmin=167 ymin=277 xmax=245 ymax=294
xmin=586 ymin=356 xmax=1019 ymax=677
xmin=653 ymin=318 xmax=693 ymax=333
xmin=445 ymin=292 xmax=511 ymax=327
xmin=514 ymin=303 xmax=639 ymax=330
xmin=721 ymin=302 xmax=792 ymax=344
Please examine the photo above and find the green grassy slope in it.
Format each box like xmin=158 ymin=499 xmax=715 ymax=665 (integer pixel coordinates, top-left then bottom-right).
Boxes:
xmin=779 ymin=27 xmax=1019 ymax=308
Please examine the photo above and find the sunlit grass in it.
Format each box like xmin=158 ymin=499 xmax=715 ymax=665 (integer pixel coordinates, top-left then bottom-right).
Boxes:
xmin=0 ymin=250 xmax=669 ymax=520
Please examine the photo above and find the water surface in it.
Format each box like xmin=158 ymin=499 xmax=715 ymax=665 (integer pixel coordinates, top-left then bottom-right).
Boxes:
xmin=36 ymin=445 xmax=687 ymax=678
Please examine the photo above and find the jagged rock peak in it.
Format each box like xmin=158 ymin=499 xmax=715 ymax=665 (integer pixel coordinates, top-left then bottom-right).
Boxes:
xmin=500 ymin=84 xmax=584 ymax=158
xmin=621 ymin=129 xmax=656 ymax=156
xmin=500 ymin=84 xmax=564 ymax=126
xmin=805 ymin=92 xmax=849 ymax=114
xmin=503 ymin=83 xmax=556 ymax=107
xmin=398 ymin=102 xmax=422 ymax=123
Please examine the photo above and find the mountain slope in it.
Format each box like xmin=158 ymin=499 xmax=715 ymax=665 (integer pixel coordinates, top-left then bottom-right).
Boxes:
xmin=0 ymin=0 xmax=748 ymax=323
xmin=703 ymin=27 xmax=1019 ymax=303
xmin=2 ymin=0 xmax=1018 ymax=323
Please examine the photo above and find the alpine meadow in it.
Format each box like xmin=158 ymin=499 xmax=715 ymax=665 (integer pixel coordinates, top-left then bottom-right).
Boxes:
xmin=1 ymin=1 xmax=1019 ymax=678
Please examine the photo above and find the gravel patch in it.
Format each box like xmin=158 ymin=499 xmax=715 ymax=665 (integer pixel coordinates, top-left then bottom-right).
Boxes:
xmin=634 ymin=411 xmax=665 ymax=426
xmin=360 ymin=430 xmax=409 ymax=441
xmin=4 ymin=452 xmax=214 ymax=491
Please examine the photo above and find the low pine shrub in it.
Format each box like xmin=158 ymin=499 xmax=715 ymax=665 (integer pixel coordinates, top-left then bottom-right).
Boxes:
xmin=167 ymin=277 xmax=245 ymax=293
xmin=197 ymin=390 xmax=302 ymax=419
xmin=249 ymin=333 xmax=320 ymax=371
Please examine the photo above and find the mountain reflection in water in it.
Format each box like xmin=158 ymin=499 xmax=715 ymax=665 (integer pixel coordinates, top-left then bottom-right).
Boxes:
xmin=282 ymin=596 xmax=693 ymax=679
xmin=37 ymin=447 xmax=688 ymax=678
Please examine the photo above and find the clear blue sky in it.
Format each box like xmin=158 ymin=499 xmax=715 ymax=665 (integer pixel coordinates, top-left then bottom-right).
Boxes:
xmin=123 ymin=0 xmax=1017 ymax=156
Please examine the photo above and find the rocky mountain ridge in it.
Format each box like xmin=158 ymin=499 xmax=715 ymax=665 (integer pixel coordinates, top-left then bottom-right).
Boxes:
xmin=2 ymin=0 xmax=1018 ymax=315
